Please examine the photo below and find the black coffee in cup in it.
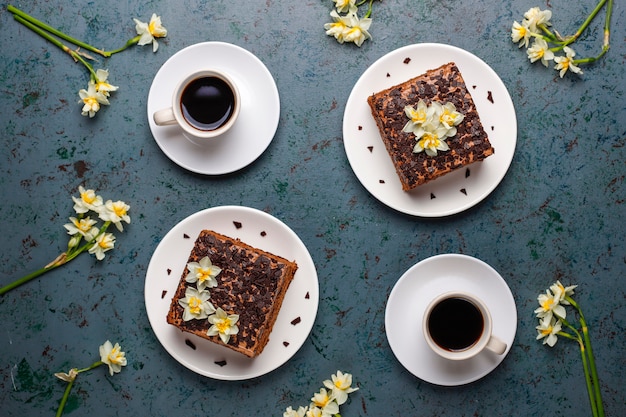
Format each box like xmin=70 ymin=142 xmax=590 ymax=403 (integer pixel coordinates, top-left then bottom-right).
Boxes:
xmin=427 ymin=297 xmax=484 ymax=351
xmin=180 ymin=76 xmax=236 ymax=131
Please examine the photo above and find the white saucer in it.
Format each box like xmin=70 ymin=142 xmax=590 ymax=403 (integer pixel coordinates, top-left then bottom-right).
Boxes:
xmin=147 ymin=42 xmax=280 ymax=174
xmin=144 ymin=206 xmax=319 ymax=380
xmin=343 ymin=43 xmax=517 ymax=217
xmin=385 ymin=254 xmax=517 ymax=386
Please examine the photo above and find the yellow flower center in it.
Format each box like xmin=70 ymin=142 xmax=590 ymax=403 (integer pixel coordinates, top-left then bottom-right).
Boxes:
xmin=81 ymin=191 xmax=96 ymax=204
xmin=216 ymin=319 xmax=231 ymax=334
xmin=77 ymin=219 xmax=92 ymax=232
xmin=419 ymin=132 xmax=441 ymax=149
xmin=540 ymin=326 xmax=553 ymax=336
xmin=113 ymin=204 xmax=127 ymax=217
xmin=540 ymin=298 xmax=554 ymax=311
xmin=197 ymin=269 xmax=211 ymax=283
xmin=188 ymin=296 xmax=202 ymax=315
xmin=108 ymin=346 xmax=124 ymax=364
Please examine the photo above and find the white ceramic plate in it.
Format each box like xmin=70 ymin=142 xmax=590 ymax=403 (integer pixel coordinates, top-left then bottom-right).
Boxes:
xmin=385 ymin=254 xmax=517 ymax=386
xmin=145 ymin=206 xmax=318 ymax=380
xmin=147 ymin=42 xmax=280 ymax=174
xmin=343 ymin=43 xmax=517 ymax=217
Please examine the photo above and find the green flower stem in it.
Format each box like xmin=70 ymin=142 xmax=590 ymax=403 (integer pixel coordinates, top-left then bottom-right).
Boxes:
xmin=0 ymin=221 xmax=110 ymax=296
xmin=55 ymin=361 xmax=103 ymax=417
xmin=7 ymin=5 xmax=108 ymax=57
xmin=12 ymin=14 xmax=98 ymax=80
xmin=564 ymin=0 xmax=608 ymax=45
xmin=103 ymin=35 xmax=141 ymax=55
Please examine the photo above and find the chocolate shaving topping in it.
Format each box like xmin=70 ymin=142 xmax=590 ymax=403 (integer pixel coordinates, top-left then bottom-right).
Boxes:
xmin=291 ymin=317 xmax=301 ymax=325
xmin=185 ymin=339 xmax=196 ymax=350
xmin=233 ymin=221 xmax=242 ymax=229
xmin=305 ymin=292 xmax=310 ymax=299
xmin=214 ymin=360 xmax=227 ymax=367
xmin=183 ymin=234 xmax=190 ymax=239
xmin=283 ymin=341 xmax=290 ymax=347
xmin=367 ymin=146 xmax=373 ymax=152
xmin=403 ymin=57 xmax=411 ymax=64
xmin=358 ymin=125 xmax=363 ymax=130
xmin=460 ymin=188 xmax=467 ymax=195
xmin=161 ymin=290 xmax=167 ymax=299
xmin=386 ymin=73 xmax=390 ymax=77
xmin=167 ymin=268 xmax=172 ymax=275
xmin=260 ymin=231 xmax=267 ymax=237
xmin=430 ymin=193 xmax=436 ymax=199
xmin=465 ymin=168 xmax=471 ymax=178
xmin=487 ymin=91 xmax=494 ymax=103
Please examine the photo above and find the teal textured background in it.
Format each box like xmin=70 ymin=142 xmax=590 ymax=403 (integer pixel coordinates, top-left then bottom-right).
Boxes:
xmin=0 ymin=1 xmax=624 ymax=415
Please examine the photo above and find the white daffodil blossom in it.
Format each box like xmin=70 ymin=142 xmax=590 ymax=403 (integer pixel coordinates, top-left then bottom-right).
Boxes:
xmin=178 ymin=287 xmax=216 ymax=321
xmin=550 ymin=281 xmax=577 ymax=305
xmin=98 ymin=200 xmax=131 ymax=232
xmin=310 ymin=387 xmax=340 ymax=417
xmin=527 ymin=38 xmax=555 ymax=67
xmin=54 ymin=368 xmax=78 ymax=382
xmin=413 ymin=125 xmax=450 ymax=156
xmin=511 ymin=21 xmax=532 ymax=48
xmin=342 ymin=8 xmax=372 ymax=47
xmin=323 ymin=370 xmax=358 ymax=405
xmin=523 ymin=7 xmax=552 ymax=32
xmin=78 ymin=81 xmax=110 ymax=118
xmin=403 ymin=100 xmax=434 ymax=138
xmin=324 ymin=9 xmax=351 ymax=44
xmin=284 ymin=406 xmax=308 ymax=417
xmin=433 ymin=101 xmax=464 ymax=134
xmin=207 ymin=308 xmax=239 ymax=343
xmin=134 ymin=13 xmax=167 ymax=52
xmin=333 ymin=0 xmax=356 ymax=13
xmin=88 ymin=232 xmax=115 ymax=260
xmin=186 ymin=256 xmax=221 ymax=291
xmin=536 ymin=316 xmax=562 ymax=347
xmin=554 ymin=46 xmax=583 ymax=78
xmin=535 ymin=289 xmax=567 ymax=320
xmin=94 ymin=69 xmax=119 ymax=97
xmin=72 ymin=186 xmax=103 ymax=214
xmin=64 ymin=216 xmax=98 ymax=238
xmin=305 ymin=407 xmax=323 ymax=417
xmin=99 ymin=340 xmax=127 ymax=376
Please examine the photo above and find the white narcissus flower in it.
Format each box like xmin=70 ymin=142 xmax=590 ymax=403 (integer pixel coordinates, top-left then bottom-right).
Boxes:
xmin=134 ymin=13 xmax=167 ymax=52
xmin=186 ymin=256 xmax=221 ymax=291
xmin=523 ymin=7 xmax=552 ymax=32
xmin=54 ymin=368 xmax=78 ymax=382
xmin=323 ymin=370 xmax=358 ymax=405
xmin=333 ymin=0 xmax=356 ymax=13
xmin=94 ymin=69 xmax=119 ymax=97
xmin=403 ymin=100 xmax=433 ymax=138
xmin=433 ymin=101 xmax=464 ymax=135
xmin=88 ymin=232 xmax=115 ymax=260
xmin=554 ymin=46 xmax=583 ymax=78
xmin=283 ymin=406 xmax=308 ymax=417
xmin=343 ymin=8 xmax=372 ymax=47
xmin=72 ymin=186 xmax=103 ymax=214
xmin=78 ymin=81 xmax=110 ymax=118
xmin=64 ymin=216 xmax=98 ymax=237
xmin=324 ymin=9 xmax=351 ymax=44
xmin=207 ymin=308 xmax=239 ymax=343
xmin=98 ymin=200 xmax=131 ymax=232
xmin=99 ymin=340 xmax=127 ymax=376
xmin=550 ymin=281 xmax=577 ymax=305
xmin=178 ymin=287 xmax=215 ymax=321
xmin=535 ymin=289 xmax=567 ymax=320
xmin=511 ymin=21 xmax=531 ymax=48
xmin=536 ymin=317 xmax=562 ymax=347
xmin=527 ymin=38 xmax=555 ymax=67
xmin=413 ymin=127 xmax=450 ymax=156
xmin=310 ymin=388 xmax=339 ymax=416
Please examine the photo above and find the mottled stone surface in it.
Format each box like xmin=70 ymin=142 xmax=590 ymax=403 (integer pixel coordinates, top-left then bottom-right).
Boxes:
xmin=0 ymin=1 xmax=624 ymax=416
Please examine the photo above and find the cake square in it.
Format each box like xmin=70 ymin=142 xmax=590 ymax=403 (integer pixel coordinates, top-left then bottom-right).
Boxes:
xmin=367 ymin=62 xmax=494 ymax=191
xmin=166 ymin=229 xmax=298 ymax=358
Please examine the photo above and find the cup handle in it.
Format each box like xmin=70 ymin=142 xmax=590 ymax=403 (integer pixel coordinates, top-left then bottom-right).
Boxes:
xmin=153 ymin=108 xmax=177 ymax=126
xmin=485 ymin=335 xmax=507 ymax=355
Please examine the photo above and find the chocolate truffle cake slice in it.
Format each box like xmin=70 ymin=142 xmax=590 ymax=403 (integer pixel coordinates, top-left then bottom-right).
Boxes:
xmin=166 ymin=230 xmax=298 ymax=358
xmin=367 ymin=62 xmax=494 ymax=191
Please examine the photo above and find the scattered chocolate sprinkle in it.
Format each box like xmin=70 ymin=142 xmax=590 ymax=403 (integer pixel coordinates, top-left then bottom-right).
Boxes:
xmin=472 ymin=85 xmax=477 ymax=89
xmin=358 ymin=125 xmax=363 ymax=130
xmin=167 ymin=268 xmax=171 ymax=275
xmin=214 ymin=360 xmax=227 ymax=367
xmin=305 ymin=291 xmax=310 ymax=299
xmin=161 ymin=290 xmax=167 ymax=299
xmin=183 ymin=234 xmax=190 ymax=239
xmin=430 ymin=193 xmax=436 ymax=199
xmin=260 ymin=231 xmax=267 ymax=237
xmin=379 ymin=179 xmax=385 ymax=184
xmin=367 ymin=146 xmax=373 ymax=153
xmin=403 ymin=57 xmax=411 ymax=64
xmin=386 ymin=73 xmax=390 ymax=77
xmin=487 ymin=91 xmax=494 ymax=103
xmin=283 ymin=341 xmax=290 ymax=347
xmin=185 ymin=339 xmax=196 ymax=350
xmin=465 ymin=168 xmax=471 ymax=178
xmin=233 ymin=221 xmax=242 ymax=229
xmin=460 ymin=188 xmax=467 ymax=195
xmin=291 ymin=317 xmax=301 ymax=325
xmin=491 ymin=126 xmax=495 ymax=131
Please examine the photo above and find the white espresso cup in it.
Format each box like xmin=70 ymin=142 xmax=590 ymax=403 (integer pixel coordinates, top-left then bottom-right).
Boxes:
xmin=153 ymin=69 xmax=240 ymax=139
xmin=422 ymin=291 xmax=507 ymax=360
